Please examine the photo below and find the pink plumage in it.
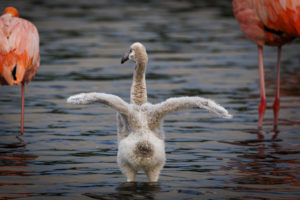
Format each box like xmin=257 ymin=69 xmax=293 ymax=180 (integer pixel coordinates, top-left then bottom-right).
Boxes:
xmin=0 ymin=7 xmax=40 ymax=135
xmin=233 ymin=0 xmax=300 ymax=131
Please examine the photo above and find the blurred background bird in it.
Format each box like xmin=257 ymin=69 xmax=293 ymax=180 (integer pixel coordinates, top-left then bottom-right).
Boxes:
xmin=0 ymin=7 xmax=40 ymax=135
xmin=232 ymin=0 xmax=300 ymax=131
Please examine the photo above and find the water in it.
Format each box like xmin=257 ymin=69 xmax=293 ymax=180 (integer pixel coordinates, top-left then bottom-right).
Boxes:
xmin=0 ymin=0 xmax=300 ymax=199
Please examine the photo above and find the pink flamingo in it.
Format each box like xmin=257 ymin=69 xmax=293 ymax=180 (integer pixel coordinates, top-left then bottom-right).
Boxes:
xmin=232 ymin=0 xmax=300 ymax=130
xmin=0 ymin=7 xmax=40 ymax=135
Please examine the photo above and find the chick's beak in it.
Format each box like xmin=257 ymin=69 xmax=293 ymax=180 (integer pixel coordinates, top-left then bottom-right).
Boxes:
xmin=121 ymin=52 xmax=129 ymax=64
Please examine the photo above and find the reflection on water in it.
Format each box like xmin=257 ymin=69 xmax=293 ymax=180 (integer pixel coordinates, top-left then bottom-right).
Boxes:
xmin=0 ymin=0 xmax=299 ymax=199
xmin=222 ymin=137 xmax=300 ymax=199
xmin=85 ymin=182 xmax=161 ymax=200
xmin=0 ymin=136 xmax=37 ymax=199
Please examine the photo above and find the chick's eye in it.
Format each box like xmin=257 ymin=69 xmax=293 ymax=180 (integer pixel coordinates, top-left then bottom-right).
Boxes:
xmin=129 ymin=49 xmax=132 ymax=53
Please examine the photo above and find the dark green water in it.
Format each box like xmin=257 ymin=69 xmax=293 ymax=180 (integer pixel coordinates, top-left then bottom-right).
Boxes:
xmin=0 ymin=0 xmax=299 ymax=199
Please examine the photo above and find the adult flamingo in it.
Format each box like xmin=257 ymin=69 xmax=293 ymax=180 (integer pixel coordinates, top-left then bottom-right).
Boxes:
xmin=232 ymin=0 xmax=300 ymax=129
xmin=0 ymin=7 xmax=40 ymax=135
xmin=232 ymin=0 xmax=300 ymax=130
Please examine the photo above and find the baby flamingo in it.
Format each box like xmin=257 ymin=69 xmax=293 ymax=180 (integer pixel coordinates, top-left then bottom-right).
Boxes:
xmin=67 ymin=42 xmax=232 ymax=182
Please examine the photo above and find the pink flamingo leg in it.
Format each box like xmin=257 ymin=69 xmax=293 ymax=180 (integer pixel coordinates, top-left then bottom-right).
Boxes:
xmin=273 ymin=46 xmax=281 ymax=130
xmin=258 ymin=45 xmax=266 ymax=129
xmin=21 ymin=83 xmax=25 ymax=135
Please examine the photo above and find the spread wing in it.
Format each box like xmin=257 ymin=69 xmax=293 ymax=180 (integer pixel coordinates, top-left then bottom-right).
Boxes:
xmin=149 ymin=96 xmax=232 ymax=123
xmin=67 ymin=92 xmax=129 ymax=115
